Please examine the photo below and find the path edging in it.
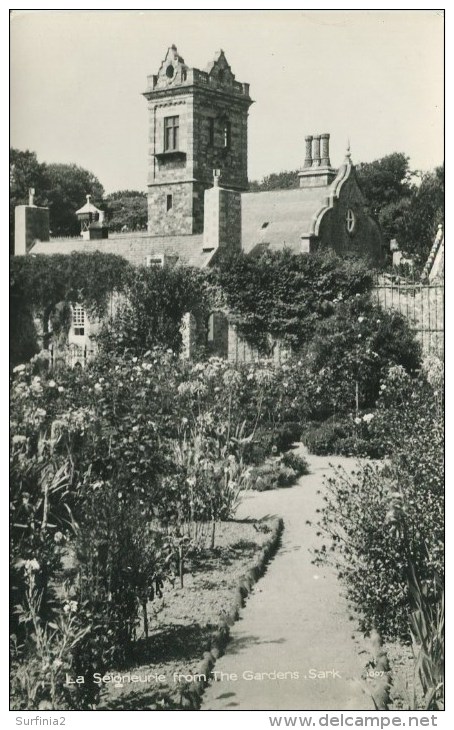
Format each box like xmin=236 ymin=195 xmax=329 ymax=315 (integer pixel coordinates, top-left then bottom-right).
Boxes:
xmin=180 ymin=516 xmax=285 ymax=709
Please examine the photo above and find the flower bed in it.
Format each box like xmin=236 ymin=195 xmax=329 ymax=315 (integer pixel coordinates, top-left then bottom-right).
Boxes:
xmin=98 ymin=517 xmax=283 ymax=710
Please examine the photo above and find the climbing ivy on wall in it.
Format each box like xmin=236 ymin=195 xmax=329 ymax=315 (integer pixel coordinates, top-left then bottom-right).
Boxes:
xmin=213 ymin=249 xmax=375 ymax=353
xmin=97 ymin=264 xmax=211 ymax=356
xmin=10 ymin=252 xmax=131 ymax=365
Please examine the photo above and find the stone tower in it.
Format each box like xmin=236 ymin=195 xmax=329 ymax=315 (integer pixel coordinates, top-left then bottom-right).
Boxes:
xmin=143 ymin=45 xmax=252 ymax=236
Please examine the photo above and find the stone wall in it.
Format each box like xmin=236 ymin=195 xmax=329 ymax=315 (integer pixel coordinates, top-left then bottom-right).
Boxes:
xmin=193 ymin=91 xmax=249 ymax=192
xmin=146 ymin=65 xmax=250 ymax=237
xmin=148 ymin=181 xmax=200 ymax=235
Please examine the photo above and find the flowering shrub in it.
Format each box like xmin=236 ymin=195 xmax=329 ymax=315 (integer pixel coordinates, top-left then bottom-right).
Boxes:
xmin=10 ymin=560 xmax=91 ymax=710
xmin=10 ymin=347 xmax=314 ymax=708
xmin=314 ymin=366 xmax=444 ymax=640
xmin=302 ymin=295 xmax=421 ymax=420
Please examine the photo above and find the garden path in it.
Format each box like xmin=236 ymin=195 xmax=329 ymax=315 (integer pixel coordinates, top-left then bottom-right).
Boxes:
xmin=201 ymin=449 xmax=374 ymax=711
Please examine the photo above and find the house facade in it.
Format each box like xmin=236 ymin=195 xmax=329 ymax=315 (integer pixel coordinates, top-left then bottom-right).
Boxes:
xmin=16 ymin=45 xmax=385 ymax=362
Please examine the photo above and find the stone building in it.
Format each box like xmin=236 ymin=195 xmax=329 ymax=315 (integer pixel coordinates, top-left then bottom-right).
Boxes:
xmin=144 ymin=45 xmax=251 ymax=236
xmin=18 ymin=45 xmax=385 ymax=362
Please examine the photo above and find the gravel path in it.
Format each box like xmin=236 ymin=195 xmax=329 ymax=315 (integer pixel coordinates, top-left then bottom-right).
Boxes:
xmin=201 ymin=449 xmax=374 ymax=711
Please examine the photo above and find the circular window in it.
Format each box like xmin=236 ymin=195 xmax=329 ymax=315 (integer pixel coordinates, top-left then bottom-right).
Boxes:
xmin=346 ymin=208 xmax=356 ymax=234
xmin=166 ymin=65 xmax=174 ymax=78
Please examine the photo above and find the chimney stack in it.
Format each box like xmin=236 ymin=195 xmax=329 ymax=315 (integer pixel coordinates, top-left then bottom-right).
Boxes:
xmin=320 ymin=133 xmax=331 ymax=166
xmin=312 ymin=135 xmax=321 ymax=167
xmin=298 ymin=132 xmax=337 ymax=189
xmin=304 ymin=135 xmax=313 ymax=168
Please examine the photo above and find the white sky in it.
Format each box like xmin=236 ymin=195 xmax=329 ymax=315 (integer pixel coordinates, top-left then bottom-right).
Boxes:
xmin=10 ymin=9 xmax=444 ymax=194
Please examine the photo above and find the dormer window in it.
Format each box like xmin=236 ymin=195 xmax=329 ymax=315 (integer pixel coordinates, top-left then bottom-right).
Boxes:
xmin=164 ymin=116 xmax=179 ymax=152
xmin=166 ymin=65 xmax=174 ymax=78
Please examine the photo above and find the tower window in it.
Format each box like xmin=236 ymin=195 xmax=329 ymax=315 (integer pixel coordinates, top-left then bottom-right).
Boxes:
xmin=164 ymin=116 xmax=179 ymax=152
xmin=208 ymin=117 xmax=215 ymax=146
xmin=223 ymin=120 xmax=231 ymax=149
xmin=166 ymin=194 xmax=173 ymax=211
xmin=72 ymin=305 xmax=85 ymax=337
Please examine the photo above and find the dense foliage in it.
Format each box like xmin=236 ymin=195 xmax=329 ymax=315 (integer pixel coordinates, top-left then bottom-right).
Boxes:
xmin=214 ymin=249 xmax=374 ymax=354
xmin=9 ymin=350 xmax=316 ymax=708
xmin=10 ymin=149 xmax=105 ymax=245
xmin=10 ymin=252 xmax=131 ymax=366
xmin=314 ymin=362 xmax=444 ymax=641
xmin=356 ymin=154 xmax=444 ymax=265
xmin=104 ymin=190 xmax=147 ymax=232
xmin=302 ymin=295 xmax=421 ymax=419
xmin=248 ymin=169 xmax=299 ymax=192
xmin=98 ymin=264 xmax=210 ymax=356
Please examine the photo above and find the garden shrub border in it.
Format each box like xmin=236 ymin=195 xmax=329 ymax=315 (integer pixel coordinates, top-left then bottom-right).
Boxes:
xmin=176 ymin=516 xmax=285 ymax=710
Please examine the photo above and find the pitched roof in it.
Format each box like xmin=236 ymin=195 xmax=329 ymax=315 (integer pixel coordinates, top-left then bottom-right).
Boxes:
xmin=75 ymin=196 xmax=102 ymax=216
xmin=30 ymin=232 xmax=211 ymax=268
xmin=241 ymin=186 xmax=331 ymax=254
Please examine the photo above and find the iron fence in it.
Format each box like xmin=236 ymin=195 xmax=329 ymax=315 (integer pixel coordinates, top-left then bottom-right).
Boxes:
xmin=372 ymin=274 xmax=444 ymax=356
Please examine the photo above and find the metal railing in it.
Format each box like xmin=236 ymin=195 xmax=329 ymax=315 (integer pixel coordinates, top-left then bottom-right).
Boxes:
xmin=372 ymin=274 xmax=444 ymax=355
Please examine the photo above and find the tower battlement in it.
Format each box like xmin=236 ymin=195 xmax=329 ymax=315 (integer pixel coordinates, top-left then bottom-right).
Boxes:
xmin=143 ymin=46 xmax=252 ymax=236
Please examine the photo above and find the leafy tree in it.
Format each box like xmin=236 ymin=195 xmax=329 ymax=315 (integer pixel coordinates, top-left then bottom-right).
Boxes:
xmin=42 ymin=163 xmax=104 ymax=237
xmin=356 ymin=153 xmax=414 ymax=210
xmin=355 ymin=153 xmax=444 ymax=264
xmin=10 ymin=148 xmax=105 ymax=243
xmin=355 ymin=152 xmax=415 ymax=245
xmin=248 ymin=169 xmax=299 ymax=192
xmin=403 ymin=164 xmax=444 ymax=262
xmin=104 ymin=190 xmax=147 ymax=232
